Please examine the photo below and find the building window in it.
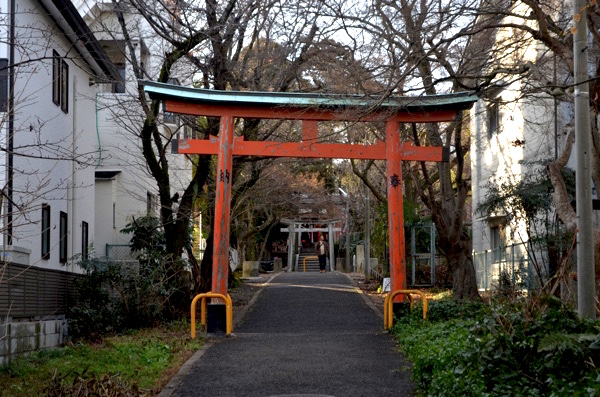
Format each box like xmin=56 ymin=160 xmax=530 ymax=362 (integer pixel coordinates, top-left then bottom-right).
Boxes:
xmin=0 ymin=58 xmax=8 ymax=112
xmin=52 ymin=51 xmax=68 ymax=113
xmin=113 ymin=63 xmax=126 ymax=93
xmin=61 ymin=60 xmax=68 ymax=112
xmin=147 ymin=192 xmax=157 ymax=216
xmin=59 ymin=211 xmax=68 ymax=263
xmin=41 ymin=204 xmax=51 ymax=259
xmin=182 ymin=116 xmax=197 ymax=139
xmin=113 ymin=202 xmax=116 ymax=229
xmin=163 ymin=102 xmax=178 ymax=125
xmin=487 ymin=101 xmax=499 ymax=137
xmin=81 ymin=221 xmax=89 ymax=260
xmin=52 ymin=51 xmax=60 ymax=105
xmin=490 ymin=225 xmax=504 ymax=262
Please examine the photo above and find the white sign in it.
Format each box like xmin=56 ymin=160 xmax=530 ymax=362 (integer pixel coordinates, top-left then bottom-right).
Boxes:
xmin=229 ymin=248 xmax=239 ymax=272
xmin=382 ymin=277 xmax=391 ymax=292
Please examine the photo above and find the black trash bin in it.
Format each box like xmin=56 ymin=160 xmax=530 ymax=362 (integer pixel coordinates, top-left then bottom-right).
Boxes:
xmin=260 ymin=260 xmax=274 ymax=272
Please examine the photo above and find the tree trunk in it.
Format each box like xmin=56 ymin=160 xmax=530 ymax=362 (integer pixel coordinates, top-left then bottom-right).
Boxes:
xmin=448 ymin=252 xmax=479 ymax=300
xmin=548 ymin=127 xmax=600 ymax=301
xmin=199 ymin=234 xmax=213 ymax=293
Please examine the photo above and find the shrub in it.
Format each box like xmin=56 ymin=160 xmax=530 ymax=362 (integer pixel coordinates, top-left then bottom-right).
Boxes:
xmin=425 ymin=298 xmax=488 ymax=322
xmin=466 ymin=297 xmax=600 ymax=396
xmin=68 ymin=257 xmax=128 ymax=338
xmin=68 ymin=216 xmax=192 ymax=339
xmin=394 ymin=316 xmax=487 ymax=396
xmin=393 ymin=296 xmax=600 ymax=396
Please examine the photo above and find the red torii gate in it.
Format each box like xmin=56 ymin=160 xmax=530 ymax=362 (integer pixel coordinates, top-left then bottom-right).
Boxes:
xmin=144 ymin=82 xmax=476 ymax=330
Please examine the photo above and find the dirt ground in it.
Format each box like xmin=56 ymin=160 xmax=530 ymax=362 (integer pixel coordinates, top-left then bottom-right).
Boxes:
xmin=229 ymin=274 xmax=269 ymax=308
xmin=228 ymin=271 xmax=386 ymax=315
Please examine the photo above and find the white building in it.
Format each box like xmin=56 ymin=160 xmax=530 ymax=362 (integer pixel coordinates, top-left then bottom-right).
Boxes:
xmin=76 ymin=0 xmax=193 ymax=260
xmin=0 ymin=0 xmax=119 ymax=363
xmin=469 ymin=1 xmax=598 ymax=290
xmin=0 ymin=0 xmax=193 ymax=363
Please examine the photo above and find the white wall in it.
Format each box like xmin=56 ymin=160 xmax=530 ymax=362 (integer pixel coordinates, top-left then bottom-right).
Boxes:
xmin=471 ymin=82 xmax=574 ymax=256
xmin=83 ymin=5 xmax=192 ymax=251
xmin=0 ymin=0 xmax=102 ymax=272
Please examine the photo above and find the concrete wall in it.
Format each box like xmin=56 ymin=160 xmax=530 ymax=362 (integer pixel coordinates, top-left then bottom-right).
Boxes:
xmin=87 ymin=5 xmax=193 ymax=250
xmin=468 ymin=7 xmax=581 ymax=256
xmin=0 ymin=245 xmax=71 ymax=364
xmin=0 ymin=318 xmax=68 ymax=365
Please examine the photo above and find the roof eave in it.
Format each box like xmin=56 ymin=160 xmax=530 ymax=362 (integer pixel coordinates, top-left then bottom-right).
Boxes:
xmin=37 ymin=0 xmax=120 ymax=82
xmin=141 ymin=80 xmax=478 ymax=113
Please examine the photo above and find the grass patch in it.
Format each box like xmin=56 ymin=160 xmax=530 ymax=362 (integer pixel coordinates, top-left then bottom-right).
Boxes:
xmin=0 ymin=321 xmax=203 ymax=396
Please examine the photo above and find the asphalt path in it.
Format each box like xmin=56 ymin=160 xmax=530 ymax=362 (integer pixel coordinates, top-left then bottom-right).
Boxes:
xmin=162 ymin=271 xmax=415 ymax=397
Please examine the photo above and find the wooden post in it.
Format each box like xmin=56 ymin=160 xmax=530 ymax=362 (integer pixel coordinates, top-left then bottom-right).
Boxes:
xmin=212 ymin=115 xmax=235 ymax=296
xmin=386 ymin=119 xmax=406 ymax=301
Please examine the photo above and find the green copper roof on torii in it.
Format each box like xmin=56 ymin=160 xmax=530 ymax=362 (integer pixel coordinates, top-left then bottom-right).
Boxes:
xmin=142 ymin=81 xmax=477 ymax=112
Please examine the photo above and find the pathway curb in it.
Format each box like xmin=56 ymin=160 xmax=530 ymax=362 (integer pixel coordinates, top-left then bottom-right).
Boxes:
xmin=341 ymin=272 xmax=384 ymax=320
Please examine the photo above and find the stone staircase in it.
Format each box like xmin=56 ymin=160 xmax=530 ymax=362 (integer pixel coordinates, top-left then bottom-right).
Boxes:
xmin=298 ymin=247 xmax=320 ymax=272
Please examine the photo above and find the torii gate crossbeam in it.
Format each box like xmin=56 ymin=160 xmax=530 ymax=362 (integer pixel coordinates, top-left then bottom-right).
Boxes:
xmin=144 ymin=81 xmax=477 ymax=332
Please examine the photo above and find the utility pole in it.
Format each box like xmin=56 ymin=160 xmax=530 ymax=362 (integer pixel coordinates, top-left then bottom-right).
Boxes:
xmin=573 ymin=0 xmax=595 ymax=319
xmin=364 ymin=184 xmax=371 ymax=281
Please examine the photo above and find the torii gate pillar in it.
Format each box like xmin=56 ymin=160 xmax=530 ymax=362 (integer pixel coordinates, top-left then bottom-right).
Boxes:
xmin=212 ymin=115 xmax=235 ymax=295
xmin=386 ymin=120 xmax=407 ymax=299
xmin=385 ymin=119 xmax=406 ymax=313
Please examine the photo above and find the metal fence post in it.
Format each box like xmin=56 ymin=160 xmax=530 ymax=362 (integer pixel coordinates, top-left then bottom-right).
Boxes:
xmin=430 ymin=224 xmax=436 ymax=286
xmin=411 ymin=226 xmax=416 ymax=286
xmin=511 ymin=244 xmax=515 ymax=286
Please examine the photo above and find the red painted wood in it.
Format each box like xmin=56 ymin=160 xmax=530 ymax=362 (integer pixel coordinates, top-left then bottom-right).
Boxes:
xmin=166 ymin=101 xmax=459 ymax=123
xmin=211 ymin=115 xmax=234 ymax=296
xmin=176 ymin=137 xmax=444 ymax=162
xmin=386 ymin=119 xmax=407 ymax=302
xmin=178 ymin=137 xmax=388 ymax=159
xmin=302 ymin=120 xmax=319 ymax=142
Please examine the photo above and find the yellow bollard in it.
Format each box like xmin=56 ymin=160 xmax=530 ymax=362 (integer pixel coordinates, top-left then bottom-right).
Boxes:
xmin=191 ymin=292 xmax=233 ymax=337
xmin=383 ymin=290 xmax=428 ymax=330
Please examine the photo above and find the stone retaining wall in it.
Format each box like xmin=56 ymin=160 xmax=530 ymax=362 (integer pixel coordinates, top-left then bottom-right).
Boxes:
xmin=0 ymin=318 xmax=68 ymax=365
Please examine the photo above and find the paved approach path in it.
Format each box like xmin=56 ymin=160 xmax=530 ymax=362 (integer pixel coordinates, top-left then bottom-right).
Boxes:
xmin=163 ymin=272 xmax=415 ymax=397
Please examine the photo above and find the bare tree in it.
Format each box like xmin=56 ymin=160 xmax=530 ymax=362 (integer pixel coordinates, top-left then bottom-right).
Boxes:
xmin=90 ymin=0 xmax=339 ymax=293
xmin=316 ymin=0 xmax=485 ymax=298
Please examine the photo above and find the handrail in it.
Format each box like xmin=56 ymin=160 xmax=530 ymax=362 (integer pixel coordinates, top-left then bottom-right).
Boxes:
xmin=384 ymin=289 xmax=428 ymax=330
xmin=190 ymin=292 xmax=233 ymax=337
xmin=303 ymin=255 xmax=319 ymax=272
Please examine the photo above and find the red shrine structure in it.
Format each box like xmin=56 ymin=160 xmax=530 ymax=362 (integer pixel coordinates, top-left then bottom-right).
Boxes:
xmin=144 ymin=81 xmax=477 ymax=333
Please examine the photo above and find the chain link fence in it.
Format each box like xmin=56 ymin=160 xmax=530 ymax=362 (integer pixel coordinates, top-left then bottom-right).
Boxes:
xmin=105 ymin=244 xmax=137 ymax=261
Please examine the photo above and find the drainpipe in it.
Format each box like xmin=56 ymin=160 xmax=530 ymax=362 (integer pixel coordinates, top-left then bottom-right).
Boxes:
xmin=7 ymin=0 xmax=15 ymax=245
xmin=70 ymin=75 xmax=77 ymax=272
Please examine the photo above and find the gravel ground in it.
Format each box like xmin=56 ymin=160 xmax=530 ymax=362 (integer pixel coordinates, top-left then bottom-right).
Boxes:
xmin=229 ymin=276 xmax=268 ymax=307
